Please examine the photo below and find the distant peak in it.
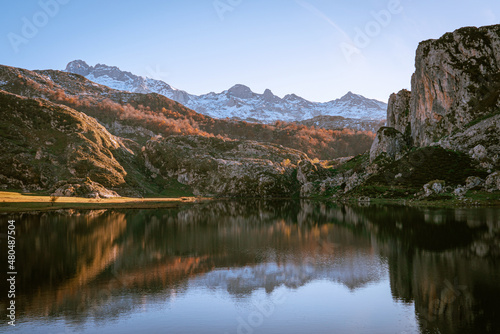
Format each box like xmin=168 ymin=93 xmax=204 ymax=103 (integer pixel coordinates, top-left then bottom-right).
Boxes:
xmin=284 ymin=93 xmax=302 ymax=100
xmin=340 ymin=91 xmax=361 ymax=100
xmin=228 ymin=84 xmax=254 ymax=99
xmin=229 ymin=84 xmax=250 ymax=90
xmin=65 ymin=60 xmax=91 ymax=76
xmin=94 ymin=63 xmax=120 ymax=70
xmin=262 ymin=88 xmax=278 ymax=102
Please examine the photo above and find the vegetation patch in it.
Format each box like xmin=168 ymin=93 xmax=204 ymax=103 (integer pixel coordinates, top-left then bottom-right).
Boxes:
xmin=366 ymin=147 xmax=488 ymax=188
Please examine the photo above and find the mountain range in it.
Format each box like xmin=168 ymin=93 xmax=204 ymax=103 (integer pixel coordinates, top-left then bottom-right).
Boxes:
xmin=65 ymin=60 xmax=387 ymax=124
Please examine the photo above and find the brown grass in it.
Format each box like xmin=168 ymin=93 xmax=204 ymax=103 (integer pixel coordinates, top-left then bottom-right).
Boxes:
xmin=0 ymin=191 xmax=208 ymax=212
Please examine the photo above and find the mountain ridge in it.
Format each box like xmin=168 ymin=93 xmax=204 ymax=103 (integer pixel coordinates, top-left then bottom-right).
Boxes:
xmin=65 ymin=60 xmax=387 ymax=123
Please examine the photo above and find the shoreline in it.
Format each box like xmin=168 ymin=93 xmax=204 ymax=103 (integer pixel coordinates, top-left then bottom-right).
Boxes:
xmin=1 ymin=191 xmax=499 ymax=213
xmin=0 ymin=191 xmax=209 ymax=213
xmin=334 ymin=197 xmax=500 ymax=208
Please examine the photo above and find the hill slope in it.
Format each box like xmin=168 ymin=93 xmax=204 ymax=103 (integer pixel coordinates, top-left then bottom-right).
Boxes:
xmin=0 ymin=64 xmax=376 ymax=160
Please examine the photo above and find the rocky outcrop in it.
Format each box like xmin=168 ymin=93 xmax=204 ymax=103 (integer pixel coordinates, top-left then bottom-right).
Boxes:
xmin=51 ymin=178 xmax=120 ymax=198
xmin=369 ymin=127 xmax=408 ymax=162
xmin=0 ymin=90 xmax=129 ymax=192
xmin=297 ymin=115 xmax=385 ymax=132
xmin=411 ymin=25 xmax=500 ymax=146
xmin=386 ymin=89 xmax=411 ymax=144
xmin=143 ymin=135 xmax=312 ymax=197
xmin=484 ymin=172 xmax=500 ymax=192
xmin=436 ymin=114 xmax=500 ymax=171
xmin=422 ymin=180 xmax=446 ymax=197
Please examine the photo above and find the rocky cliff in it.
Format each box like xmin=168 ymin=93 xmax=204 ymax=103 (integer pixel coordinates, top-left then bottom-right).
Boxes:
xmin=371 ymin=25 xmax=500 ymax=165
xmin=358 ymin=25 xmax=500 ymax=200
xmin=411 ymin=25 xmax=500 ymax=146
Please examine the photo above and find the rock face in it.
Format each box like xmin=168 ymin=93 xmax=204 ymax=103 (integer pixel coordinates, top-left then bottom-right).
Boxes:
xmin=386 ymin=89 xmax=411 ymax=144
xmin=411 ymin=25 xmax=500 ymax=146
xmin=436 ymin=114 xmax=500 ymax=170
xmin=143 ymin=135 xmax=311 ymax=197
xmin=369 ymin=127 xmax=408 ymax=162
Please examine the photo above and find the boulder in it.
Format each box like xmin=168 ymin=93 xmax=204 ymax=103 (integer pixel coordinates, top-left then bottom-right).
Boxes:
xmin=453 ymin=176 xmax=484 ymax=197
xmin=369 ymin=127 xmax=408 ymax=162
xmin=484 ymin=171 xmax=500 ymax=192
xmin=423 ymin=180 xmax=446 ymax=197
xmin=465 ymin=176 xmax=483 ymax=190
xmin=297 ymin=160 xmax=320 ymax=197
xmin=51 ymin=178 xmax=120 ymax=198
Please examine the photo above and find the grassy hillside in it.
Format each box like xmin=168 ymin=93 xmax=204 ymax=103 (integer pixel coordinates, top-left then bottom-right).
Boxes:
xmin=0 ymin=65 xmax=375 ymax=160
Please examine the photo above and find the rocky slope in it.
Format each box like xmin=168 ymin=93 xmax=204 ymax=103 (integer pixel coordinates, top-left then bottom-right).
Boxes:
xmin=0 ymin=64 xmax=375 ymax=161
xmin=0 ymin=90 xmax=130 ymax=195
xmin=296 ymin=115 xmax=385 ymax=132
xmin=65 ymin=60 xmax=387 ymax=123
xmin=143 ymin=135 xmax=337 ymax=197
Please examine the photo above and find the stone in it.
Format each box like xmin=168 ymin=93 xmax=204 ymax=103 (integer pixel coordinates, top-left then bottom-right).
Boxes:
xmin=470 ymin=145 xmax=488 ymax=161
xmin=423 ymin=180 xmax=446 ymax=197
xmin=454 ymin=187 xmax=467 ymax=197
xmin=484 ymin=171 xmax=500 ymax=192
xmin=465 ymin=176 xmax=483 ymax=190
xmin=436 ymin=114 xmax=500 ymax=170
xmin=51 ymin=178 xmax=120 ymax=198
xmin=369 ymin=127 xmax=408 ymax=162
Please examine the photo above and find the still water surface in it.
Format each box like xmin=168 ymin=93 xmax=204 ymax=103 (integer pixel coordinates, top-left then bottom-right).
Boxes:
xmin=1 ymin=200 xmax=499 ymax=334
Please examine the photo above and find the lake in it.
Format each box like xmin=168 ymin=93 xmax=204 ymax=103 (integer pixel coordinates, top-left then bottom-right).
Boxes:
xmin=1 ymin=200 xmax=499 ymax=334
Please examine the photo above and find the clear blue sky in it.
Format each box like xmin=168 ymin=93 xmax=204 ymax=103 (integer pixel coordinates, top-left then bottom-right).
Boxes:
xmin=1 ymin=0 xmax=499 ymax=102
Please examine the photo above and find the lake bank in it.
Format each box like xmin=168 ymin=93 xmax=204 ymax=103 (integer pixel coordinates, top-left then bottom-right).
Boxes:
xmin=0 ymin=191 xmax=208 ymax=212
xmin=2 ymin=189 xmax=500 ymax=213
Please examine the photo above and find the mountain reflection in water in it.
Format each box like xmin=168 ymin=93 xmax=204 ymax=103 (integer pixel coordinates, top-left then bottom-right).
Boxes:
xmin=1 ymin=200 xmax=499 ymax=334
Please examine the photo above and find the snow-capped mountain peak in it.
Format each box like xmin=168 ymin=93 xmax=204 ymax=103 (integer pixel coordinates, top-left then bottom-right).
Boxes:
xmin=227 ymin=84 xmax=254 ymax=99
xmin=65 ymin=60 xmax=387 ymax=123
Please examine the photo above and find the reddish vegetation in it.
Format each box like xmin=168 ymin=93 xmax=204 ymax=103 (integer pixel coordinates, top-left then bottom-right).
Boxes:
xmin=16 ymin=72 xmax=376 ymax=159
